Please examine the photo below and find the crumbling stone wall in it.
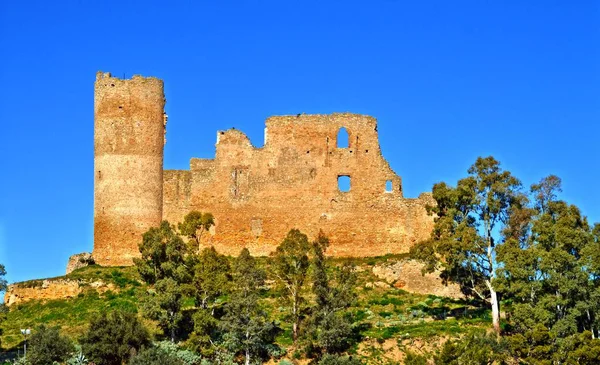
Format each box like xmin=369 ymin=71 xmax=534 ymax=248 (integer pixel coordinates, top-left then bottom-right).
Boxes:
xmin=93 ymin=72 xmax=434 ymax=266
xmin=163 ymin=113 xmax=434 ymax=257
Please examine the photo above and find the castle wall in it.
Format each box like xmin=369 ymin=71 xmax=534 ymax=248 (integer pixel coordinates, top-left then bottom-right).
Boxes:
xmin=163 ymin=113 xmax=434 ymax=257
xmin=94 ymin=72 xmax=165 ymax=266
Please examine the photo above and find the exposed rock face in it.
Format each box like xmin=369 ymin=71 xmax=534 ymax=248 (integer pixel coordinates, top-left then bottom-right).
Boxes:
xmin=4 ymin=280 xmax=82 ymax=307
xmin=66 ymin=252 xmax=95 ymax=274
xmin=3 ymin=279 xmax=116 ymax=307
xmin=372 ymin=260 xmax=463 ymax=299
xmin=93 ymin=72 xmax=435 ymax=266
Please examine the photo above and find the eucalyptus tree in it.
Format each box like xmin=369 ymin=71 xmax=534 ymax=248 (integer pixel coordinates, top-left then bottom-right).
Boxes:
xmin=411 ymin=156 xmax=523 ymax=333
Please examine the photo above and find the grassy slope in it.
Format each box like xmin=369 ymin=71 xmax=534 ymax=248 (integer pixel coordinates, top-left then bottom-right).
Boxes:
xmin=0 ymin=256 xmax=490 ymax=363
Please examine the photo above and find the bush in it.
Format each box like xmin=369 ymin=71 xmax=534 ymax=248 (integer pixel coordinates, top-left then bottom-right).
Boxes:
xmin=80 ymin=310 xmax=150 ymax=365
xmin=27 ymin=324 xmax=74 ymax=365
xmin=129 ymin=346 xmax=185 ymax=365
xmin=435 ymin=333 xmax=508 ymax=364
xmin=154 ymin=341 xmax=203 ymax=365
xmin=404 ymin=351 xmax=427 ymax=365
xmin=317 ymin=354 xmax=362 ymax=365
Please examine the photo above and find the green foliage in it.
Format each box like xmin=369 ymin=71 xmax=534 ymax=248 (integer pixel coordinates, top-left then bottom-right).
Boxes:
xmin=317 ymin=353 xmax=362 ymax=365
xmin=66 ymin=351 xmax=89 ymax=365
xmin=187 ymin=308 xmax=219 ymax=356
xmin=303 ymin=232 xmax=357 ymax=357
xmin=129 ymin=346 xmax=186 ymax=365
xmin=410 ymin=156 xmax=522 ymax=332
xmin=193 ymin=247 xmax=231 ymax=310
xmin=154 ymin=341 xmax=204 ymax=365
xmin=0 ymin=264 xmax=7 ymax=295
xmin=435 ymin=332 xmax=509 ymax=365
xmin=404 ymin=351 xmax=427 ymax=365
xmin=221 ymin=248 xmax=279 ymax=364
xmin=133 ymin=220 xmax=191 ymax=284
xmin=497 ymin=176 xmax=600 ymax=363
xmin=142 ymin=277 xmax=186 ymax=342
xmin=178 ymin=211 xmax=215 ymax=248
xmin=79 ymin=310 xmax=150 ymax=365
xmin=271 ymin=229 xmax=311 ymax=342
xmin=26 ymin=324 xmax=74 ymax=365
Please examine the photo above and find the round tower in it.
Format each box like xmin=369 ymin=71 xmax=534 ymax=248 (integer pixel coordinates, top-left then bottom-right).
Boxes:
xmin=93 ymin=71 xmax=165 ymax=266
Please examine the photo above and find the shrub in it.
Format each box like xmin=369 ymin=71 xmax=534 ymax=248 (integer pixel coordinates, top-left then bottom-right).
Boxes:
xmin=80 ymin=310 xmax=150 ymax=365
xmin=317 ymin=354 xmax=362 ymax=365
xmin=129 ymin=346 xmax=185 ymax=365
xmin=26 ymin=324 xmax=74 ymax=365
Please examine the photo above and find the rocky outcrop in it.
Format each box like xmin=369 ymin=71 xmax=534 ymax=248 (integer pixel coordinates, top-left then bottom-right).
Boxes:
xmin=4 ymin=279 xmax=82 ymax=306
xmin=66 ymin=252 xmax=95 ymax=274
xmin=372 ymin=260 xmax=463 ymax=299
xmin=3 ymin=279 xmax=116 ymax=307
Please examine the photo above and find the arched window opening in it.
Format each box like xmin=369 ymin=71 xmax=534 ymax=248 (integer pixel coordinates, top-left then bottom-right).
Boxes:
xmin=385 ymin=180 xmax=393 ymax=193
xmin=338 ymin=175 xmax=351 ymax=192
xmin=337 ymin=127 xmax=349 ymax=148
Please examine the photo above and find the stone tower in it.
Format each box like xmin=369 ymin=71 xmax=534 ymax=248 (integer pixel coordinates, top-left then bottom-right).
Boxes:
xmin=93 ymin=71 xmax=165 ymax=266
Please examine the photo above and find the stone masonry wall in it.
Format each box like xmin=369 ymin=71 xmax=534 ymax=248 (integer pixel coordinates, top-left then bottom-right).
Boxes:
xmin=92 ymin=72 xmax=434 ymax=265
xmin=162 ymin=113 xmax=434 ymax=257
xmin=93 ymin=72 xmax=165 ymax=266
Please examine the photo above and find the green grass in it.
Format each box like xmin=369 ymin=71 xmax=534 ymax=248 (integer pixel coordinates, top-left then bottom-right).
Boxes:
xmin=1 ymin=257 xmax=492 ymax=357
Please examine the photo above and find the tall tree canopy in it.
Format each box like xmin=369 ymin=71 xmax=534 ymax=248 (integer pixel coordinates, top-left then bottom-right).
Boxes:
xmin=221 ymin=248 xmax=277 ymax=365
xmin=133 ymin=220 xmax=191 ymax=284
xmin=271 ymin=229 xmax=311 ymax=342
xmin=497 ymin=176 xmax=600 ymax=363
xmin=178 ymin=210 xmax=215 ymax=249
xmin=411 ymin=156 xmax=523 ymax=333
xmin=304 ymin=232 xmax=357 ymax=357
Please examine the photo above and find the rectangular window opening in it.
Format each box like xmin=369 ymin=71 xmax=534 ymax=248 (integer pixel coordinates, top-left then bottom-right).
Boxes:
xmin=385 ymin=180 xmax=393 ymax=193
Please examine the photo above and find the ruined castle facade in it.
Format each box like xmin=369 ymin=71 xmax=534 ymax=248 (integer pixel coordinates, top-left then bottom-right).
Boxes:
xmin=93 ymin=71 xmax=434 ymax=266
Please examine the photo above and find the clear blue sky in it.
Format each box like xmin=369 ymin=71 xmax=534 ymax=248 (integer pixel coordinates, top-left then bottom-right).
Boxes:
xmin=0 ymin=1 xmax=598 ymax=284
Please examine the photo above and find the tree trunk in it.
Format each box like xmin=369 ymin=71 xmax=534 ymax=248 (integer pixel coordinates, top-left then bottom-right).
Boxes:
xmin=245 ymin=349 xmax=250 ymax=365
xmin=489 ymin=284 xmax=501 ymax=335
xmin=292 ymin=294 xmax=299 ymax=342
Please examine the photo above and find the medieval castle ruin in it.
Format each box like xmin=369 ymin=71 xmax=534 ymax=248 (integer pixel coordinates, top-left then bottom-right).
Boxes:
xmin=93 ymin=71 xmax=434 ymax=266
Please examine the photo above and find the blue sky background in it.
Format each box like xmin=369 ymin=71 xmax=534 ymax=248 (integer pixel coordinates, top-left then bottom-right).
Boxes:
xmin=0 ymin=1 xmax=598 ymax=284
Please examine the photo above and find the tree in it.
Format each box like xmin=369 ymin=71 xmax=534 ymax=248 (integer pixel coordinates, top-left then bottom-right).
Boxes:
xmin=80 ymin=310 xmax=151 ymax=365
xmin=134 ymin=221 xmax=191 ymax=284
xmin=497 ymin=176 xmax=600 ymax=362
xmin=410 ymin=156 xmax=522 ymax=333
xmin=221 ymin=248 xmax=277 ymax=365
xmin=0 ymin=264 xmax=6 ymax=294
xmin=26 ymin=325 xmax=74 ymax=365
xmin=304 ymin=232 xmax=357 ymax=357
xmin=188 ymin=247 xmax=231 ymax=356
xmin=178 ymin=211 xmax=215 ymax=249
xmin=193 ymin=247 xmax=231 ymax=310
xmin=0 ymin=263 xmax=7 ymax=348
xmin=142 ymin=277 xmax=185 ymax=343
xmin=271 ymin=229 xmax=311 ymax=342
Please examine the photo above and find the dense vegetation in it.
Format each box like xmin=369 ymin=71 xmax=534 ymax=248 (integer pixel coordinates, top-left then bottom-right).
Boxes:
xmin=0 ymin=156 xmax=598 ymax=364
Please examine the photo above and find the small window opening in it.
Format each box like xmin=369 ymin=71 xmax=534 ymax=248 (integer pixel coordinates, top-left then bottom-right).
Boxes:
xmin=365 ymin=149 xmax=369 ymax=153
xmin=337 ymin=127 xmax=349 ymax=148
xmin=385 ymin=180 xmax=393 ymax=193
xmin=338 ymin=175 xmax=351 ymax=192
xmin=98 ymin=170 xmax=102 ymax=180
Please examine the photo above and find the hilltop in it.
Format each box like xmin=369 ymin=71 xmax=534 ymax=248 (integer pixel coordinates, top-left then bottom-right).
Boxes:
xmin=0 ymin=255 xmax=488 ymax=364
